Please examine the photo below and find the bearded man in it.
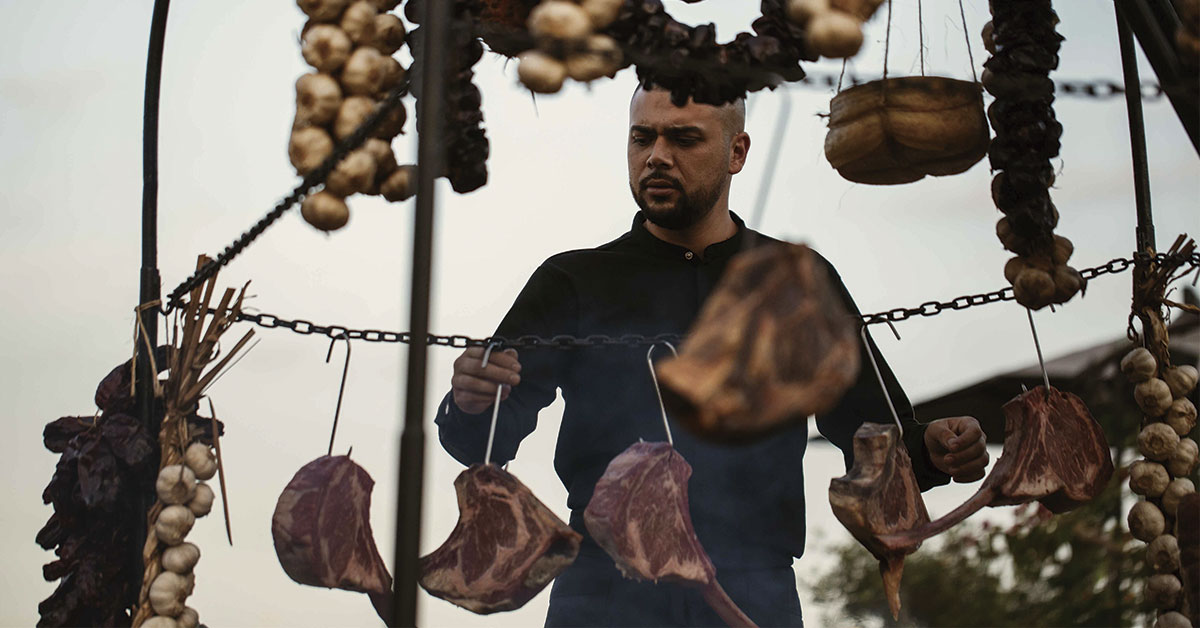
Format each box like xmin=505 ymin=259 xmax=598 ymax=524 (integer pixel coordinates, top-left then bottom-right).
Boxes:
xmin=435 ymin=84 xmax=989 ymax=627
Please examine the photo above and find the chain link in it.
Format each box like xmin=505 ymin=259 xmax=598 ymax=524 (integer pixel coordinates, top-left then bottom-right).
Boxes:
xmin=221 ymin=252 xmax=1197 ymax=348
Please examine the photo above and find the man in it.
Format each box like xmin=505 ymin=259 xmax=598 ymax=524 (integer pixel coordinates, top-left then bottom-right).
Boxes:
xmin=436 ymin=84 xmax=989 ymax=627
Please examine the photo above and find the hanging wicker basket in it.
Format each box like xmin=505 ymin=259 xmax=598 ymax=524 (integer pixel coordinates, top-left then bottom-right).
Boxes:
xmin=824 ymin=76 xmax=990 ymax=185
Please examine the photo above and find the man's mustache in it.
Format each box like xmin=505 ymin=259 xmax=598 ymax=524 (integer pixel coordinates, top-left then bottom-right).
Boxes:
xmin=639 ymin=173 xmax=682 ymax=191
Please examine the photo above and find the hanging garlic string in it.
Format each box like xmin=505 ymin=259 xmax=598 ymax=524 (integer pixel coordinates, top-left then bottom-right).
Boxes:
xmin=646 ymin=343 xmax=678 ymax=446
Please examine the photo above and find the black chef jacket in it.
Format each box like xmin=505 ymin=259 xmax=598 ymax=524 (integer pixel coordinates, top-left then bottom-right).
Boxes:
xmin=435 ymin=211 xmax=950 ymax=569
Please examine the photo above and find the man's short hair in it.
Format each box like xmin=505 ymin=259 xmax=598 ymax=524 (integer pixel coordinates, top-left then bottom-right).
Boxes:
xmin=632 ymin=83 xmax=746 ymax=141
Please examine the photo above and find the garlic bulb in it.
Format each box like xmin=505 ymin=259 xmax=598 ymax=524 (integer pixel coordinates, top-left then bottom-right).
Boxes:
xmin=188 ymin=482 xmax=215 ymax=517
xmin=1161 ymin=478 xmax=1195 ymax=517
xmin=1146 ymin=574 xmax=1181 ymax=609
xmin=787 ymin=0 xmax=830 ymax=25
xmin=289 ymin=126 xmax=335 ymax=175
xmin=806 ymin=11 xmax=864 ymax=58
xmin=1120 ymin=347 xmax=1157 ymax=382
xmin=380 ymin=165 xmax=417 ymax=202
xmin=340 ymin=47 xmax=386 ymax=96
xmin=161 ymin=542 xmax=201 ymax=574
xmin=566 ymin=35 xmax=622 ymax=82
xmin=156 ymin=465 xmax=197 ymax=506
xmin=302 ymin=191 xmax=351 ymax=231
xmin=334 ymin=96 xmax=376 ymax=140
xmin=1129 ymin=460 xmax=1170 ymax=498
xmin=362 ymin=138 xmax=397 ymax=178
xmin=518 ymin=50 xmax=568 ymax=94
xmin=370 ymin=13 xmax=406 ymax=54
xmin=1139 ymin=422 xmax=1181 ymax=461
xmin=298 ymin=0 xmax=350 ymax=22
xmin=177 ymin=607 xmax=199 ymax=628
xmin=1168 ymin=438 xmax=1198 ymax=477
xmin=1163 ymin=364 xmax=1198 ymax=398
xmin=1157 ymin=612 xmax=1192 ymax=628
xmin=302 ymin=25 xmax=353 ymax=73
xmin=1051 ymin=235 xmax=1074 ymax=265
xmin=184 ymin=442 xmax=217 ymax=481
xmin=149 ymin=571 xmax=191 ymax=616
xmin=1128 ymin=500 xmax=1165 ymax=542
xmin=373 ymin=102 xmax=407 ymax=140
xmin=1147 ymin=534 xmax=1181 ymax=573
xmin=325 ymin=149 xmax=378 ymax=197
xmin=1013 ymin=268 xmax=1055 ymax=309
xmin=529 ymin=1 xmax=592 ymax=41
xmin=1134 ymin=378 xmax=1174 ymax=417
xmin=1051 ymin=266 xmax=1083 ymax=303
xmin=340 ymin=1 xmax=379 ymax=45
xmin=141 ymin=616 xmax=179 ymax=628
xmin=156 ymin=505 xmax=196 ymax=546
xmin=295 ymin=73 xmax=342 ymax=128
xmin=378 ymin=56 xmax=406 ymax=92
xmin=1166 ymin=398 xmax=1197 ymax=436
xmin=581 ymin=0 xmax=624 ymax=28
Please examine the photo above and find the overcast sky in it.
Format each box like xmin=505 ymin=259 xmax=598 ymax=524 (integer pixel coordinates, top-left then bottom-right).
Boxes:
xmin=1 ymin=1 xmax=1197 ymax=626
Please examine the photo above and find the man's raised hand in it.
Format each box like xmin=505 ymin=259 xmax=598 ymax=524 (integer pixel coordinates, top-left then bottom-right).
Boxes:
xmin=451 ymin=347 xmax=521 ymax=415
xmin=924 ymin=416 xmax=989 ymax=483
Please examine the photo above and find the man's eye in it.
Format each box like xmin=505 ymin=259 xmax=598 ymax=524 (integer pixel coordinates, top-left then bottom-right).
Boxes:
xmin=673 ymin=136 xmax=699 ymax=146
xmin=631 ymin=135 xmax=651 ymax=145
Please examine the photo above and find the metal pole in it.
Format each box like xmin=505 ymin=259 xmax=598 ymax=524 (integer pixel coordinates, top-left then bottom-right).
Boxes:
xmin=393 ymin=0 xmax=451 ymax=625
xmin=136 ymin=0 xmax=170 ymax=601
xmin=1115 ymin=6 xmax=1156 ymax=254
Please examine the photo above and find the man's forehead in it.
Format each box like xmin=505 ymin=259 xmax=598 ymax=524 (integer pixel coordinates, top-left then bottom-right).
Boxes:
xmin=629 ymin=89 xmax=723 ymax=129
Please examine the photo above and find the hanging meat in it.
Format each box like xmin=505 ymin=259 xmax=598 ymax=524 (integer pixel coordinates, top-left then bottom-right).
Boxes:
xmin=983 ymin=0 xmax=1083 ymax=309
xmin=418 ymin=464 xmax=582 ymax=614
xmin=878 ymin=386 xmax=1113 ymax=551
xmin=657 ymin=242 xmax=860 ymax=442
xmin=584 ymin=441 xmax=758 ymax=627
xmin=828 ymin=423 xmax=930 ymax=620
xmin=271 ymin=455 xmax=392 ymax=622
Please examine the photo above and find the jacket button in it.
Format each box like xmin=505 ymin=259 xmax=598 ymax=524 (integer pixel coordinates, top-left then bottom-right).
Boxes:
xmin=684 ymin=251 xmax=694 ymax=260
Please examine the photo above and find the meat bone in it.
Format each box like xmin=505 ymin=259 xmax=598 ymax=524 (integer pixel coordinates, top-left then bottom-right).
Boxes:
xmin=584 ymin=440 xmax=758 ymax=627
xmin=879 ymin=385 xmax=1113 ymax=552
xmin=418 ymin=463 xmax=582 ymax=614
xmin=829 ymin=422 xmax=930 ymax=620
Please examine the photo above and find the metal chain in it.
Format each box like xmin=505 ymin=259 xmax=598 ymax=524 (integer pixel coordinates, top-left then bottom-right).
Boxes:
xmin=225 ymin=252 xmax=1197 ymax=348
xmin=799 ymin=70 xmax=1162 ymax=100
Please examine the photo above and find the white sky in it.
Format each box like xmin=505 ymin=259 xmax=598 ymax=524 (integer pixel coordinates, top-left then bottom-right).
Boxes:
xmin=1 ymin=1 xmax=1197 ymax=626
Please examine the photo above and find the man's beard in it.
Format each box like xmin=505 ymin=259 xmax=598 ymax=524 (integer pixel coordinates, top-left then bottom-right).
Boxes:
xmin=630 ymin=173 xmax=725 ymax=230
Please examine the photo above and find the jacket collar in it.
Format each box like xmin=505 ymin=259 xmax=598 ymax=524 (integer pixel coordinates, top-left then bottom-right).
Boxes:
xmin=629 ymin=210 xmax=759 ymax=261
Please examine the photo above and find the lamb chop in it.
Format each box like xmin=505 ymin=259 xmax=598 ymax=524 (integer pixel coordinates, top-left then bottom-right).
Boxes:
xmin=419 ymin=463 xmax=582 ymax=614
xmin=584 ymin=441 xmax=757 ymax=627
xmin=657 ymin=242 xmax=860 ymax=442
xmin=879 ymin=386 xmax=1112 ymax=552
xmin=271 ymin=455 xmax=392 ymax=622
xmin=829 ymin=423 xmax=930 ymax=619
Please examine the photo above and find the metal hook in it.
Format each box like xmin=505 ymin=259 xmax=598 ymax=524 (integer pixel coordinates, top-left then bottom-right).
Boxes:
xmin=647 ymin=342 xmax=678 ymax=446
xmin=1025 ymin=308 xmax=1051 ymax=398
xmin=482 ymin=341 xmax=503 ymax=466
xmin=860 ymin=325 xmax=904 ymax=436
xmin=325 ymin=332 xmax=352 ymax=456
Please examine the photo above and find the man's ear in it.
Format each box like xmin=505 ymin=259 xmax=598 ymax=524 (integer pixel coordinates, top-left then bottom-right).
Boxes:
xmin=728 ymin=132 xmax=751 ymax=174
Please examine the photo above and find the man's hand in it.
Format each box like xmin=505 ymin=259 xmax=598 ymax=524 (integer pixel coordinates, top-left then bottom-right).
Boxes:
xmin=924 ymin=416 xmax=989 ymax=483
xmin=451 ymin=347 xmax=521 ymax=415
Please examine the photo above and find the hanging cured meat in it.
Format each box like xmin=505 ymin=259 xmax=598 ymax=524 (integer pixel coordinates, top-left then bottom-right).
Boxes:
xmin=271 ymin=456 xmax=392 ymax=621
xmin=584 ymin=441 xmax=758 ymax=627
xmin=657 ymin=243 xmax=860 ymax=441
xmin=878 ymin=386 xmax=1113 ymax=551
xmin=829 ymin=423 xmax=930 ymax=620
xmin=824 ymin=76 xmax=990 ymax=185
xmin=419 ymin=464 xmax=582 ymax=614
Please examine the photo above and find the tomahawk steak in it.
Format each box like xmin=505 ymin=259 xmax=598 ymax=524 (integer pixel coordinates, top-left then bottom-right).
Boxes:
xmin=829 ymin=423 xmax=930 ymax=619
xmin=419 ymin=464 xmax=581 ymax=614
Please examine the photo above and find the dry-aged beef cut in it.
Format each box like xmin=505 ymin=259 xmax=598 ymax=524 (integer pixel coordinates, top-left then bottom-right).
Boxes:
xmin=272 ymin=456 xmax=392 ymax=621
xmin=829 ymin=423 xmax=930 ymax=619
xmin=658 ymin=243 xmax=860 ymax=441
xmin=880 ymin=386 xmax=1113 ymax=551
xmin=419 ymin=464 xmax=581 ymax=614
xmin=584 ymin=441 xmax=757 ymax=627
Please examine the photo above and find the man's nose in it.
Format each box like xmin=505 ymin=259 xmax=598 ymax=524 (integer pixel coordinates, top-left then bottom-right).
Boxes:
xmin=646 ymin=136 xmax=673 ymax=170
